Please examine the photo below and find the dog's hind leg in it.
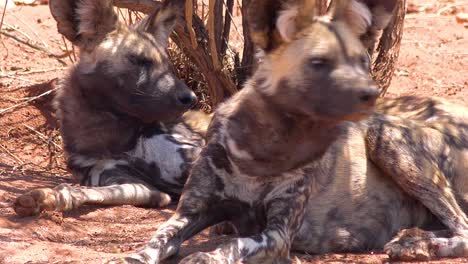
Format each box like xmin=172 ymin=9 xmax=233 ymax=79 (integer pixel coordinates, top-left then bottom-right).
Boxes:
xmin=366 ymin=115 xmax=468 ymax=260
xmin=14 ymin=163 xmax=172 ymax=217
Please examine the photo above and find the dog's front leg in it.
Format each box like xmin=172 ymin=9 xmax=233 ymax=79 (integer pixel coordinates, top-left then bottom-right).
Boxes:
xmin=181 ymin=180 xmax=309 ymax=264
xmin=110 ymin=156 xmax=226 ymax=264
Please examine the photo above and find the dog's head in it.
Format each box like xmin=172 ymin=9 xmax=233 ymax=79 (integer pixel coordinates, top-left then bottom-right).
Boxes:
xmin=50 ymin=0 xmax=196 ymax=123
xmin=249 ymin=0 xmax=397 ymax=121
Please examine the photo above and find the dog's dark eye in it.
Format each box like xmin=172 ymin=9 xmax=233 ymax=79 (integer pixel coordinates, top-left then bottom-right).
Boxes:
xmin=128 ymin=54 xmax=153 ymax=68
xmin=308 ymin=57 xmax=330 ymax=70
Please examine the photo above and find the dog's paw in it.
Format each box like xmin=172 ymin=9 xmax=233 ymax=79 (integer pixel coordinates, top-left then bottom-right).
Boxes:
xmin=14 ymin=188 xmax=57 ymax=217
xmin=385 ymin=228 xmax=468 ymax=261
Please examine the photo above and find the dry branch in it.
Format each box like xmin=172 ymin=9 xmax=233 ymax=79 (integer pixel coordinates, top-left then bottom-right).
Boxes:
xmin=0 ymin=67 xmax=67 ymax=77
xmin=185 ymin=0 xmax=198 ymax=49
xmin=24 ymin=124 xmax=63 ymax=151
xmin=0 ymin=30 xmax=70 ymax=64
xmin=0 ymin=87 xmax=58 ymax=115
xmin=221 ymin=0 xmax=234 ymax=56
xmin=0 ymin=144 xmax=24 ymax=164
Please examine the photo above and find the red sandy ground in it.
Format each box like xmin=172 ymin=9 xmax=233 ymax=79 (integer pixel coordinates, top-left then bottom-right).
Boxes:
xmin=0 ymin=1 xmax=467 ymax=263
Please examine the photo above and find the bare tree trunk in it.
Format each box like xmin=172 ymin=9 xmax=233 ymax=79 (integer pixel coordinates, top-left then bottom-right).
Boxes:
xmin=237 ymin=0 xmax=255 ymax=88
xmin=213 ymin=0 xmax=223 ymax=56
xmin=221 ymin=0 xmax=234 ymax=56
xmin=373 ymin=0 xmax=406 ymax=96
xmin=316 ymin=0 xmax=328 ymax=15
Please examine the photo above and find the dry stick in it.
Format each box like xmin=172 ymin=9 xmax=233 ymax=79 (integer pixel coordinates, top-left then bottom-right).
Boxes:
xmin=0 ymin=87 xmax=58 ymax=115
xmin=9 ymin=13 xmax=50 ymax=49
xmin=0 ymin=0 xmax=8 ymax=59
xmin=118 ymin=8 xmax=128 ymax=24
xmin=0 ymin=67 xmax=67 ymax=77
xmin=0 ymin=31 xmax=70 ymax=61
xmin=2 ymin=22 xmax=34 ymax=43
xmin=0 ymin=0 xmax=7 ymax=33
xmin=0 ymin=144 xmax=24 ymax=164
xmin=62 ymin=36 xmax=75 ymax=64
xmin=207 ymin=0 xmax=220 ymax=70
xmin=23 ymin=124 xmax=63 ymax=151
xmin=224 ymin=0 xmax=243 ymax=42
xmin=185 ymin=0 xmax=198 ymax=49
xmin=437 ymin=2 xmax=468 ymax=16
xmin=221 ymin=0 xmax=234 ymax=56
xmin=71 ymin=43 xmax=77 ymax=61
xmin=1 ymin=75 xmax=38 ymax=83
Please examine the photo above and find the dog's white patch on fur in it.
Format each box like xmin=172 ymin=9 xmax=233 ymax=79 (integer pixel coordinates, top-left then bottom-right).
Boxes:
xmin=276 ymin=6 xmax=298 ymax=42
xmin=70 ymin=155 xmax=99 ymax=168
xmin=128 ymin=134 xmax=195 ymax=185
xmin=237 ymin=235 xmax=268 ymax=254
xmin=425 ymin=116 xmax=439 ymax=123
xmin=55 ymin=183 xmax=73 ymax=210
xmin=226 ymin=137 xmax=253 ymax=160
xmin=89 ymin=160 xmax=128 ymax=186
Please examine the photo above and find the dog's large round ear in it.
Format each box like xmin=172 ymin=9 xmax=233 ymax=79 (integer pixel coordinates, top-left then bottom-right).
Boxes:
xmin=328 ymin=0 xmax=398 ymax=38
xmin=135 ymin=0 xmax=182 ymax=46
xmin=247 ymin=0 xmax=317 ymax=52
xmin=49 ymin=0 xmax=118 ymax=51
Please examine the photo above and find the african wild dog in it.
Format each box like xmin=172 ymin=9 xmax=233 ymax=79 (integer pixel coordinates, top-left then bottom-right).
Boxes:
xmin=111 ymin=0 xmax=468 ymax=263
xmin=13 ymin=0 xmax=212 ymax=216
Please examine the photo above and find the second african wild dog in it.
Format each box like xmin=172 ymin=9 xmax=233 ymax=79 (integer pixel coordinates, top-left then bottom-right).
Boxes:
xmin=13 ymin=0 xmax=212 ymax=216
xmin=113 ymin=0 xmax=468 ymax=263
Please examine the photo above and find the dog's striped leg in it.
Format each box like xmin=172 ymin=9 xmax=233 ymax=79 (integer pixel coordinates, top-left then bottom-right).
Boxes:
xmin=180 ymin=182 xmax=309 ymax=264
xmin=366 ymin=116 xmax=468 ymax=260
xmin=14 ymin=183 xmax=170 ymax=216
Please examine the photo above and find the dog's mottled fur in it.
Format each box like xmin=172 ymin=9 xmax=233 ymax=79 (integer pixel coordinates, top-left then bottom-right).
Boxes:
xmin=107 ymin=0 xmax=467 ymax=263
xmin=14 ymin=0 xmax=467 ymax=263
xmin=14 ymin=0 xmax=211 ymax=216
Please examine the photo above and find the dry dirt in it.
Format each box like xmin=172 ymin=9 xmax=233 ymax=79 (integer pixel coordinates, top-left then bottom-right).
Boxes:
xmin=0 ymin=1 xmax=467 ymax=263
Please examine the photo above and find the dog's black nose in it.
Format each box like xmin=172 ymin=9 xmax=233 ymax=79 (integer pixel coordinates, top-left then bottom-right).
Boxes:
xmin=177 ymin=91 xmax=197 ymax=106
xmin=358 ymin=87 xmax=379 ymax=104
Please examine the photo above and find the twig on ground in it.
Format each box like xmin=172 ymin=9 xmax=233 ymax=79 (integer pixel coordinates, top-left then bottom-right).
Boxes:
xmin=437 ymin=3 xmax=468 ymax=16
xmin=0 ymin=67 xmax=67 ymax=77
xmin=1 ymin=75 xmax=37 ymax=83
xmin=0 ymin=0 xmax=7 ymax=33
xmin=9 ymin=12 xmax=50 ymax=49
xmin=2 ymin=22 xmax=34 ymax=42
xmin=0 ymin=30 xmax=69 ymax=65
xmin=0 ymin=0 xmax=8 ymax=59
xmin=0 ymin=144 xmax=24 ymax=164
xmin=0 ymin=87 xmax=58 ymax=115
xmin=24 ymin=124 xmax=63 ymax=151
xmin=62 ymin=35 xmax=74 ymax=64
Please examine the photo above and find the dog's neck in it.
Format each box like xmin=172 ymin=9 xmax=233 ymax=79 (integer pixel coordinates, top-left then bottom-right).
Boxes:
xmin=217 ymin=82 xmax=346 ymax=178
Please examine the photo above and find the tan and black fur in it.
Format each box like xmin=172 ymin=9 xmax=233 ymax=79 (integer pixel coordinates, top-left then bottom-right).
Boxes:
xmin=13 ymin=0 xmax=211 ymax=216
xmin=111 ymin=0 xmax=468 ymax=263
